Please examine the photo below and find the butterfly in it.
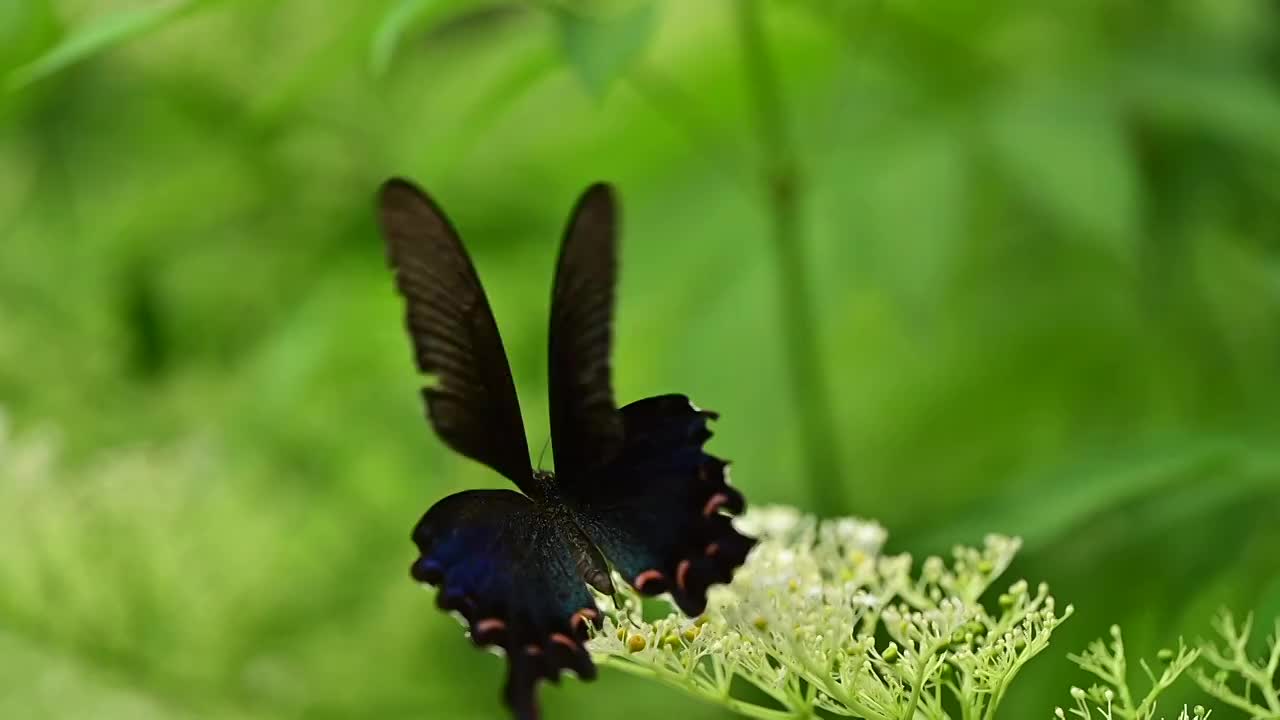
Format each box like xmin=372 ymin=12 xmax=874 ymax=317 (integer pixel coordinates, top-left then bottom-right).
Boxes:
xmin=376 ymin=178 xmax=755 ymax=720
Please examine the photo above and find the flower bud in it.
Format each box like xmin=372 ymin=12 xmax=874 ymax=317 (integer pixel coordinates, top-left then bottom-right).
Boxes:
xmin=882 ymin=642 xmax=899 ymax=663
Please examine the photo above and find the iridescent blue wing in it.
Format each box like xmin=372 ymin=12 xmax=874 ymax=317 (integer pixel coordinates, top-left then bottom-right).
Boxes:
xmin=410 ymin=490 xmax=602 ymax=720
xmin=570 ymin=395 xmax=755 ymax=616
xmin=547 ymin=183 xmax=624 ymax=481
xmin=378 ymin=179 xmax=535 ymax=494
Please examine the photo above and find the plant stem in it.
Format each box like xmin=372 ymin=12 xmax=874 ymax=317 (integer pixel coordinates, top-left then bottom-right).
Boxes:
xmin=902 ymin=646 xmax=938 ymax=720
xmin=598 ymin=659 xmax=799 ymax=720
xmin=734 ymin=0 xmax=847 ymax=513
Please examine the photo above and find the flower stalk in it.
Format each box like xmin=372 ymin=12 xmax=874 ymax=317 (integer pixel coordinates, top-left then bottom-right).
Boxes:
xmin=735 ymin=0 xmax=847 ymax=512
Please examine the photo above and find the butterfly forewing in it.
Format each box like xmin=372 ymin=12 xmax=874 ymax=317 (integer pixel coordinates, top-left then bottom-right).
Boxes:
xmin=547 ymin=184 xmax=624 ymax=479
xmin=378 ymin=179 xmax=534 ymax=492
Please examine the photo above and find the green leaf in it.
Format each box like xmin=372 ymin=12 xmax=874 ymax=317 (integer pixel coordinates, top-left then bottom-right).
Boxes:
xmin=5 ymin=0 xmax=195 ymax=92
xmin=0 ymin=0 xmax=59 ymax=79
xmin=370 ymin=0 xmax=480 ymax=78
xmin=983 ymin=89 xmax=1141 ymax=259
xmin=913 ymin=434 xmax=1280 ymax=555
xmin=436 ymin=44 xmax=559 ymax=174
xmin=554 ymin=0 xmax=657 ymax=96
xmin=1256 ymin=575 xmax=1280 ymax=641
xmin=371 ymin=0 xmax=434 ymax=77
xmin=1130 ymin=63 xmax=1280 ymax=162
xmin=370 ymin=0 xmax=495 ymax=78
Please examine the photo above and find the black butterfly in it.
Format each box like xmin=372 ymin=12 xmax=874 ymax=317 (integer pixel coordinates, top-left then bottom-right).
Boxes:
xmin=376 ymin=179 xmax=755 ymax=720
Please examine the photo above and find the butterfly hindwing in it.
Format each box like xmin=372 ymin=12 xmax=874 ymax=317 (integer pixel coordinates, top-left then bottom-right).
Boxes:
xmin=547 ymin=183 xmax=625 ymax=481
xmin=410 ymin=490 xmax=602 ymax=720
xmin=570 ymin=395 xmax=755 ymax=616
xmin=378 ymin=179 xmax=535 ymax=493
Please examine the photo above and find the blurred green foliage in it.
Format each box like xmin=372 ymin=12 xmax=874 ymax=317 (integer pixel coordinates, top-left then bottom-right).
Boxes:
xmin=2 ymin=0 xmax=1279 ymax=717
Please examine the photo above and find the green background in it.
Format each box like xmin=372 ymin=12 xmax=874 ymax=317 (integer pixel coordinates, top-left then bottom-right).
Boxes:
xmin=2 ymin=0 xmax=1279 ymax=717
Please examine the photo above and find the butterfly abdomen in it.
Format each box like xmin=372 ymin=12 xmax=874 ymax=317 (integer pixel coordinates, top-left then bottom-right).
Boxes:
xmin=542 ymin=496 xmax=617 ymax=597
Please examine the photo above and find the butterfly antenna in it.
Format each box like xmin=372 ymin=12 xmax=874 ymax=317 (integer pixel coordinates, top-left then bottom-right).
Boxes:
xmin=614 ymin=587 xmax=641 ymax=630
xmin=622 ymin=598 xmax=639 ymax=630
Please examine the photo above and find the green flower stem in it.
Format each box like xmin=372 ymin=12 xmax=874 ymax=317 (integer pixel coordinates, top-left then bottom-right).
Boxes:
xmin=1244 ymin=621 xmax=1280 ymax=713
xmin=1112 ymin=629 xmax=1138 ymax=713
xmin=903 ymin=642 xmax=943 ymax=720
xmin=1189 ymin=614 xmax=1280 ymax=717
xmin=798 ymin=645 xmax=875 ymax=718
xmin=598 ymin=658 xmax=803 ymax=720
xmin=734 ymin=0 xmax=846 ymax=512
xmin=952 ymin=678 xmax=975 ymax=720
xmin=1207 ymin=690 xmax=1271 ymax=718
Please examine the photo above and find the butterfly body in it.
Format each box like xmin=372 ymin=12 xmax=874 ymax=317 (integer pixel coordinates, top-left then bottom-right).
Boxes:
xmin=378 ymin=179 xmax=754 ymax=720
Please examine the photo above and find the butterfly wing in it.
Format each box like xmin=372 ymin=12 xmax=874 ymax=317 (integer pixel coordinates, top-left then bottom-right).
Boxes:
xmin=378 ymin=179 xmax=535 ymax=492
xmin=411 ymin=490 xmax=602 ymax=720
xmin=571 ymin=395 xmax=755 ymax=616
xmin=546 ymin=183 xmax=624 ymax=481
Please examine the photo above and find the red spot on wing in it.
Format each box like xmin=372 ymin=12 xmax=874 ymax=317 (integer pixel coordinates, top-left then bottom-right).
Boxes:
xmin=676 ymin=559 xmax=692 ymax=593
xmin=702 ymin=492 xmax=729 ymax=517
xmin=550 ymin=633 xmax=578 ymax=651
xmin=570 ymin=608 xmax=600 ymax=635
xmin=633 ymin=569 xmax=666 ymax=593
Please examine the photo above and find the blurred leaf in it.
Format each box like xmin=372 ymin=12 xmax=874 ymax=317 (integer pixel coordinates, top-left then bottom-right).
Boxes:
xmin=1127 ymin=60 xmax=1280 ymax=161
xmin=0 ymin=0 xmax=58 ymax=78
xmin=369 ymin=0 xmax=475 ymax=77
xmin=984 ymin=90 xmax=1141 ymax=258
xmin=370 ymin=0 xmax=434 ymax=77
xmin=439 ymin=43 xmax=559 ymax=173
xmin=5 ymin=0 xmax=197 ymax=92
xmin=3 ymin=1 xmax=1280 ymax=717
xmin=915 ymin=435 xmax=1280 ymax=555
xmin=1256 ymin=573 xmax=1280 ymax=638
xmin=553 ymin=0 xmax=657 ymax=96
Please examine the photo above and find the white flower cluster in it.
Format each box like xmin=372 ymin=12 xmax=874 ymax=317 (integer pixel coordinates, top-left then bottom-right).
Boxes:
xmin=588 ymin=505 xmax=1073 ymax=720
